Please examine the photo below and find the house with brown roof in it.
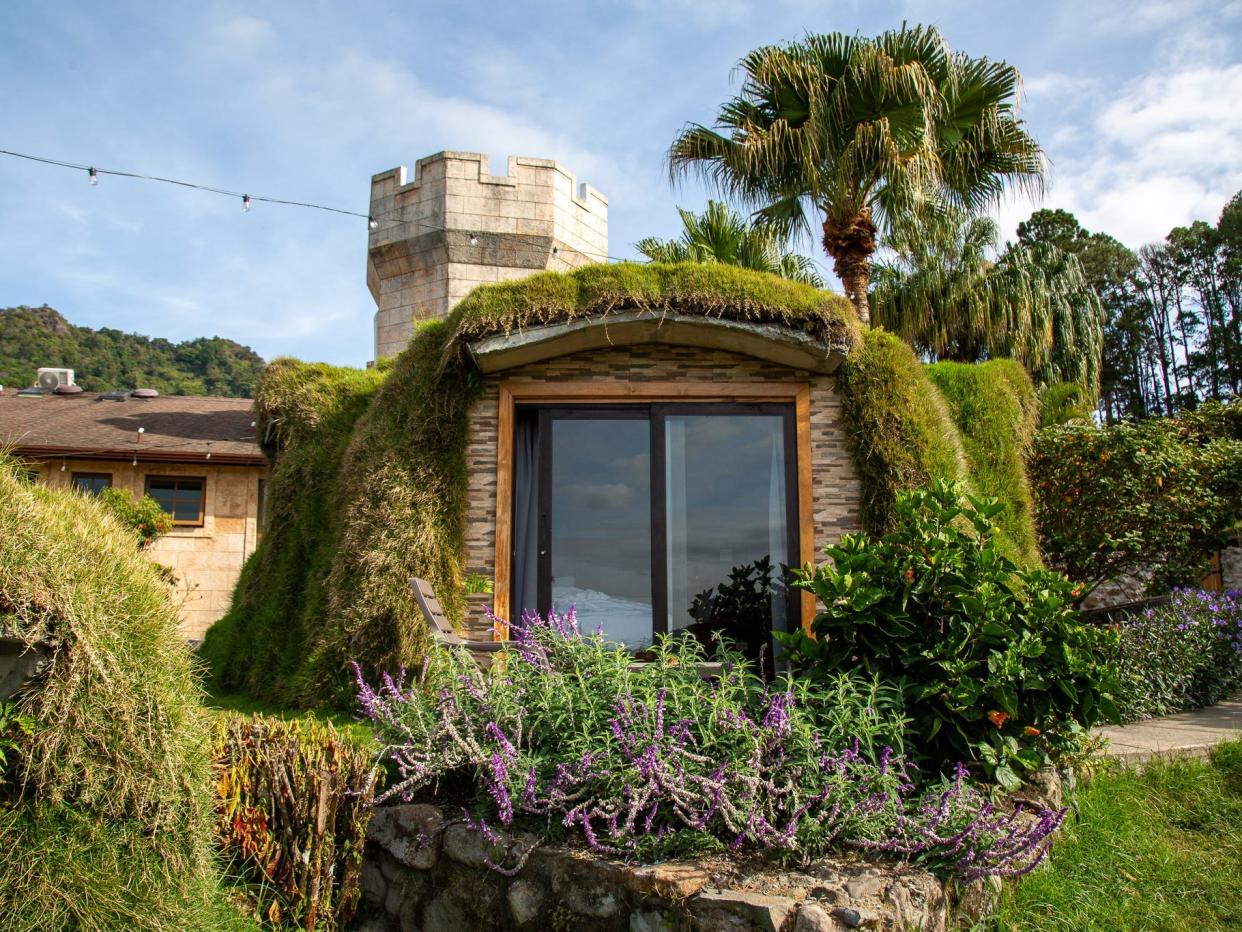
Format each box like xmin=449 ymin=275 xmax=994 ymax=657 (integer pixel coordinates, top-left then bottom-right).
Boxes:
xmin=0 ymin=372 xmax=265 ymax=640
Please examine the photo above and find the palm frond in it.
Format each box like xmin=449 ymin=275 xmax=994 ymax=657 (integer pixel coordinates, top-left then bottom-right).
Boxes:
xmin=666 ymin=26 xmax=1048 ymax=276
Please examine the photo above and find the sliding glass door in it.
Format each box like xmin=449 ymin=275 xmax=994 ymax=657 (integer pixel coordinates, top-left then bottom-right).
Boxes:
xmin=659 ymin=408 xmax=793 ymax=662
xmin=540 ymin=409 xmax=653 ymax=649
xmin=512 ymin=403 xmax=798 ymax=663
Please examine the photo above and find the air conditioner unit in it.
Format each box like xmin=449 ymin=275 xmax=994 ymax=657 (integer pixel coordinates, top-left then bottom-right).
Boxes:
xmin=36 ymin=368 xmax=75 ymax=391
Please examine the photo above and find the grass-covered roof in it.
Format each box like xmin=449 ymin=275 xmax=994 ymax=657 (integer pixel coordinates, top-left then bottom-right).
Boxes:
xmin=202 ymin=263 xmax=1039 ymax=708
xmin=445 ymin=262 xmax=859 ymax=350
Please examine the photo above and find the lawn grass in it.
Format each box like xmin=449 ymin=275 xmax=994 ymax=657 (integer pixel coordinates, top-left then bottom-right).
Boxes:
xmin=988 ymin=740 xmax=1242 ymax=931
xmin=203 ymin=686 xmax=376 ymax=749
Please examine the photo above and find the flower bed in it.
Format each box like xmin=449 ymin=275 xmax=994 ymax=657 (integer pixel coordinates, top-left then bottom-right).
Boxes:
xmin=1111 ymin=589 xmax=1242 ymax=723
xmin=354 ymin=611 xmax=1065 ymax=882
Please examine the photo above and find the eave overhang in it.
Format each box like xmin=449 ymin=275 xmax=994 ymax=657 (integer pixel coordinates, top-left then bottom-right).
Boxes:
xmin=466 ymin=309 xmax=848 ymax=375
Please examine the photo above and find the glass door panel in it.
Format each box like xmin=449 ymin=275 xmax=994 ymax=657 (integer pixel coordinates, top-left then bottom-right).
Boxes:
xmin=663 ymin=412 xmax=790 ymax=664
xmin=544 ymin=415 xmax=653 ymax=648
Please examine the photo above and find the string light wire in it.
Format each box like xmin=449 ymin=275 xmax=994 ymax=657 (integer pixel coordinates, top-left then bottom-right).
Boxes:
xmin=0 ymin=146 xmax=634 ymax=261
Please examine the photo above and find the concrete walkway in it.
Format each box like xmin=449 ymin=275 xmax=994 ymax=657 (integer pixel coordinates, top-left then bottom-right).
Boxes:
xmin=1095 ymin=696 xmax=1242 ymax=764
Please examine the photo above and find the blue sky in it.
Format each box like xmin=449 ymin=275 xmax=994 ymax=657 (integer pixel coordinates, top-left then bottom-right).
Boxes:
xmin=2 ymin=1 xmax=1240 ymax=368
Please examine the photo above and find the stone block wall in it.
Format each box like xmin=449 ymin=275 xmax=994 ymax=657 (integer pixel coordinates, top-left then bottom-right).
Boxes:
xmin=357 ymin=804 xmax=950 ymax=932
xmin=1221 ymin=542 xmax=1241 ymax=590
xmin=29 ymin=458 xmax=264 ymax=640
xmin=367 ymin=152 xmax=608 ymax=360
xmin=461 ymin=345 xmax=862 ymax=627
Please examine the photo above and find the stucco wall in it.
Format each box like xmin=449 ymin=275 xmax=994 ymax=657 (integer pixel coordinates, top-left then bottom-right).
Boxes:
xmin=29 ymin=459 xmax=265 ymax=640
xmin=462 ymin=345 xmax=862 ymax=622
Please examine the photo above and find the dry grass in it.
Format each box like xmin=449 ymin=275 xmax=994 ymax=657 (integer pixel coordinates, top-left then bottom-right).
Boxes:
xmin=0 ymin=455 xmax=246 ymax=929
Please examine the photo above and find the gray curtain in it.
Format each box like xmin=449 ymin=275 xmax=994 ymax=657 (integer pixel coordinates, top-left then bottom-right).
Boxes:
xmin=511 ymin=410 xmax=540 ymax=620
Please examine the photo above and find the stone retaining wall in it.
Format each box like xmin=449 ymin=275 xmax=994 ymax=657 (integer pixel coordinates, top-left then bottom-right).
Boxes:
xmin=356 ymin=804 xmax=951 ymax=932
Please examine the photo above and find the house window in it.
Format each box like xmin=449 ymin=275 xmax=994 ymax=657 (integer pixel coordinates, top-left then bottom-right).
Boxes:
xmin=145 ymin=476 xmax=206 ymax=527
xmin=72 ymin=472 xmax=113 ymax=496
xmin=511 ymin=403 xmax=798 ymax=667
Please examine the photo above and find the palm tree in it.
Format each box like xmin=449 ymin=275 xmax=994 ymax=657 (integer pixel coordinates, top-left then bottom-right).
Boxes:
xmin=667 ymin=26 xmax=1044 ymax=324
xmin=634 ymin=200 xmax=825 ymax=287
xmin=871 ymin=209 xmax=1104 ymax=391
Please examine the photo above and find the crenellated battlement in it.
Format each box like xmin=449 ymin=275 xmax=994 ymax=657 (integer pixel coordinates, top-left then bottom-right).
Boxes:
xmin=366 ymin=152 xmax=608 ymax=360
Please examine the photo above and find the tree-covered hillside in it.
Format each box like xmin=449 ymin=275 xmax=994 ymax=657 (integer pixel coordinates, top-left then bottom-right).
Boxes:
xmin=0 ymin=305 xmax=265 ymax=397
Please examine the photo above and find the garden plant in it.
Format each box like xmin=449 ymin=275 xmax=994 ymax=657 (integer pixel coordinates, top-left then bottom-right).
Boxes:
xmin=356 ymin=607 xmax=1067 ymax=880
xmin=1031 ymin=397 xmax=1242 ymax=598
xmin=1109 ymin=588 xmax=1242 ymax=723
xmin=780 ymin=481 xmax=1119 ymax=789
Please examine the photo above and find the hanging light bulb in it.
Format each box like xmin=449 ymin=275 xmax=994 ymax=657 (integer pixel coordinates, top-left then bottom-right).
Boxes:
xmin=368 ymin=215 xmax=379 ymax=231
xmin=242 ymin=194 xmax=252 ymax=212
xmin=469 ymin=233 xmax=478 ymax=246
xmin=60 ymin=458 xmax=66 ymax=472
xmin=88 ymin=167 xmax=98 ymax=186
xmin=132 ymin=456 xmax=138 ymax=466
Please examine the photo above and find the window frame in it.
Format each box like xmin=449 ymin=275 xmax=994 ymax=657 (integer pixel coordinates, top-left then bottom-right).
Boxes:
xmin=144 ymin=475 xmax=207 ymax=527
xmin=71 ymin=472 xmax=113 ymax=496
xmin=493 ymin=381 xmax=815 ymax=636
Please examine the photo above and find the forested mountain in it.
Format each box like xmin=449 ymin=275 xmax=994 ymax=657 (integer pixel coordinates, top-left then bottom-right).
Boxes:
xmin=0 ymin=305 xmax=265 ymax=397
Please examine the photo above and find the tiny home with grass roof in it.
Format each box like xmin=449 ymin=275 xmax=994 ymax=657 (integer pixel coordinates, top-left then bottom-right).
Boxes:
xmin=203 ymin=153 xmax=1039 ymax=706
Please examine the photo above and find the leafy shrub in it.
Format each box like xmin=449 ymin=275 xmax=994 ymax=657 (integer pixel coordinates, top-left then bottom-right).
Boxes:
xmin=1110 ymin=589 xmax=1242 ymax=723
xmin=836 ymin=329 xmax=968 ymax=533
xmin=98 ymin=485 xmax=173 ymax=547
xmin=1032 ymin=399 xmax=1242 ymax=596
xmin=356 ymin=612 xmax=1066 ymax=878
xmin=213 ymin=715 xmax=380 ymax=930
xmin=780 ymin=480 xmax=1119 ymax=789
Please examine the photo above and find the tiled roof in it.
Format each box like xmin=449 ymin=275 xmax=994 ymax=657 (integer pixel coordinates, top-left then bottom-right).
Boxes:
xmin=0 ymin=388 xmax=264 ymax=465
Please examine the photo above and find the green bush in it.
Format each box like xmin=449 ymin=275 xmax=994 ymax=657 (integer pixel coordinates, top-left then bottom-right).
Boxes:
xmin=1032 ymin=399 xmax=1242 ymax=596
xmin=200 ymin=359 xmax=388 ymax=704
xmin=779 ymin=480 xmax=1119 ymax=789
xmin=0 ymin=455 xmax=242 ymax=930
xmin=1110 ymin=589 xmax=1242 ymax=722
xmin=836 ymin=329 xmax=968 ymax=533
xmin=926 ymin=358 xmax=1041 ymax=566
xmin=213 ymin=715 xmax=379 ymax=930
xmin=98 ymin=485 xmax=173 ymax=547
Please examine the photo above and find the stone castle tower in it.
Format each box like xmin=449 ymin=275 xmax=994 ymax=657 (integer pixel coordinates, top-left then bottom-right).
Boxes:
xmin=367 ymin=152 xmax=608 ymax=360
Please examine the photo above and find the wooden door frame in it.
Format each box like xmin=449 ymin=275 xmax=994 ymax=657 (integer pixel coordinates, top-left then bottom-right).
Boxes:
xmin=492 ymin=380 xmax=816 ymax=637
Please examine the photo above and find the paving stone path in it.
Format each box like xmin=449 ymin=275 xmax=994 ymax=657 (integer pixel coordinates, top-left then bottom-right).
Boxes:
xmin=1094 ymin=696 xmax=1242 ymax=763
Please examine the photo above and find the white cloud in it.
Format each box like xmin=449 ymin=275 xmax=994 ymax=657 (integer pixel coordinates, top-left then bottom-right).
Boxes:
xmin=1039 ymin=62 xmax=1242 ymax=245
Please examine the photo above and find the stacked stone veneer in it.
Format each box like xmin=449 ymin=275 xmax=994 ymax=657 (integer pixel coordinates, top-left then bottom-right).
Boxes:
xmin=357 ymin=803 xmax=951 ymax=932
xmin=368 ymin=152 xmax=608 ymax=360
xmin=463 ymin=345 xmax=862 ymax=625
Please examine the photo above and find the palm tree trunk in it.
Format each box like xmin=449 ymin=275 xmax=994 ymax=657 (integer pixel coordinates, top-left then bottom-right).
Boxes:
xmin=837 ymin=260 xmax=873 ymax=325
xmin=822 ymin=209 xmax=878 ymax=326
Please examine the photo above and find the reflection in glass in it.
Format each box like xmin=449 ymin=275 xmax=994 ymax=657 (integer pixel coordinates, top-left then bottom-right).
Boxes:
xmin=549 ymin=418 xmax=652 ymax=648
xmin=665 ymin=415 xmax=788 ymax=664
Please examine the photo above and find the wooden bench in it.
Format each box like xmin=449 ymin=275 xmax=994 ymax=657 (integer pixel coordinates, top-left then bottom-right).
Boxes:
xmin=410 ymin=577 xmax=503 ymax=654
